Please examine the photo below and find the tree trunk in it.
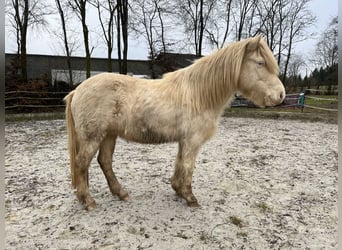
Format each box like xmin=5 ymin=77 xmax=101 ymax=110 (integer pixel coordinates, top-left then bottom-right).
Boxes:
xmin=198 ymin=0 xmax=204 ymax=57
xmin=121 ymin=0 xmax=128 ymax=74
xmin=20 ymin=33 xmax=28 ymax=82
xmin=81 ymin=6 xmax=91 ymax=78
xmin=15 ymin=0 xmax=29 ymax=82
xmin=56 ymin=0 xmax=73 ymax=88
xmin=282 ymin=31 xmax=292 ymax=84
xmin=116 ymin=2 xmax=122 ymax=73
xmin=116 ymin=0 xmax=128 ymax=74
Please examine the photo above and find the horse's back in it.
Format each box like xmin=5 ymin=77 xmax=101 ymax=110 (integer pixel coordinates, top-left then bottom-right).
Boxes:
xmin=70 ymin=73 xmax=138 ymax=140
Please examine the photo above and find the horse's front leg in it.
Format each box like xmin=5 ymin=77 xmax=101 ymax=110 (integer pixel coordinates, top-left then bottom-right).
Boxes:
xmin=171 ymin=141 xmax=200 ymax=207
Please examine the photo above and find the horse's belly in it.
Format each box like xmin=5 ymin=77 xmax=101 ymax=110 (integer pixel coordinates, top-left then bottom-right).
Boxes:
xmin=119 ymin=126 xmax=178 ymax=144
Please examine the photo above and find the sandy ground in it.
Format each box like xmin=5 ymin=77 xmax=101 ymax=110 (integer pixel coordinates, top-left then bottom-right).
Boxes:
xmin=5 ymin=117 xmax=337 ymax=249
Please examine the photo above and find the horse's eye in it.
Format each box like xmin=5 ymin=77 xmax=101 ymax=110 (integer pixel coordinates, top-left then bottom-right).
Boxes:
xmin=257 ymin=61 xmax=265 ymax=67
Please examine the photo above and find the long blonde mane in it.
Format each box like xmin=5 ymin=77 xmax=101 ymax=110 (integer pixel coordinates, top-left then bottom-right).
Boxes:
xmin=160 ymin=36 xmax=279 ymax=114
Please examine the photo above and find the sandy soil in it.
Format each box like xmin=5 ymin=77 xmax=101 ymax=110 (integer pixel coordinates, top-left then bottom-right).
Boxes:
xmin=5 ymin=117 xmax=337 ymax=249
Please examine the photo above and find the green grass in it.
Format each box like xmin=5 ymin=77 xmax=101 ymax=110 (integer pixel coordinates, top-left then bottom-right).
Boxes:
xmin=304 ymin=95 xmax=338 ymax=110
xmin=224 ymin=94 xmax=338 ymax=124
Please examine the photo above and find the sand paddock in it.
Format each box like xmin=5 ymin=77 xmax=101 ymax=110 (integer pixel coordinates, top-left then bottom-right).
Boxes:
xmin=5 ymin=117 xmax=337 ymax=249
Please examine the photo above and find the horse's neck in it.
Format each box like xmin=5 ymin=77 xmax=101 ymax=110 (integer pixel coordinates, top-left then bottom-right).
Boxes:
xmin=186 ymin=57 xmax=237 ymax=113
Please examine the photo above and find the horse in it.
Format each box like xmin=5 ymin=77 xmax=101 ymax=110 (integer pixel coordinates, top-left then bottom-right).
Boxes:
xmin=64 ymin=35 xmax=285 ymax=210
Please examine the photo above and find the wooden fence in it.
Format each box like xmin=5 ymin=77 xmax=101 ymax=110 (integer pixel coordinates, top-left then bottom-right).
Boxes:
xmin=5 ymin=90 xmax=338 ymax=114
xmin=5 ymin=91 xmax=68 ymax=113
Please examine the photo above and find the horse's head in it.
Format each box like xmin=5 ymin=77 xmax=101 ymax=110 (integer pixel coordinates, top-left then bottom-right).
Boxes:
xmin=237 ymin=36 xmax=285 ymax=108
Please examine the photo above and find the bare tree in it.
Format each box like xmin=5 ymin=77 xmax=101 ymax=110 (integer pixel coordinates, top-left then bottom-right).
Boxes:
xmin=256 ymin=0 xmax=280 ymax=50
xmin=281 ymin=0 xmax=315 ymax=83
xmin=251 ymin=0 xmax=315 ymax=83
xmin=55 ymin=0 xmax=74 ymax=88
xmin=90 ymin=0 xmax=117 ymax=72
xmin=314 ymin=16 xmax=338 ymax=68
xmin=131 ymin=0 xmax=170 ymax=78
xmin=232 ymin=0 xmax=258 ymax=41
xmin=274 ymin=0 xmax=289 ymax=66
xmin=116 ymin=0 xmax=128 ymax=74
xmin=68 ymin=0 xmax=92 ymax=78
xmin=155 ymin=0 xmax=169 ymax=55
xmin=285 ymin=54 xmax=305 ymax=90
xmin=287 ymin=54 xmax=305 ymax=78
xmin=6 ymin=0 xmax=51 ymax=82
xmin=174 ymin=0 xmax=217 ymax=56
xmin=205 ymin=0 xmax=233 ymax=49
xmin=254 ymin=0 xmax=291 ymax=65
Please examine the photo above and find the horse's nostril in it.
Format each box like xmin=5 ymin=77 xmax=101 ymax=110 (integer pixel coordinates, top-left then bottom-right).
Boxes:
xmin=280 ymin=92 xmax=284 ymax=100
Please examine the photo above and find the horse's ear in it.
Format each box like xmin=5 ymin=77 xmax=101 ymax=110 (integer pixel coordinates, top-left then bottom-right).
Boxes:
xmin=246 ymin=35 xmax=262 ymax=52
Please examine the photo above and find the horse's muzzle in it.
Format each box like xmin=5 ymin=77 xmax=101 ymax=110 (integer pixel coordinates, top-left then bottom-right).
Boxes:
xmin=264 ymin=90 xmax=286 ymax=107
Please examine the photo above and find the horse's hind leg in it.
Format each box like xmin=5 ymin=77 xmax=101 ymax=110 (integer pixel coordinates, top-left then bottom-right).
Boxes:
xmin=171 ymin=141 xmax=200 ymax=207
xmin=75 ymin=141 xmax=99 ymax=210
xmin=98 ymin=135 xmax=129 ymax=201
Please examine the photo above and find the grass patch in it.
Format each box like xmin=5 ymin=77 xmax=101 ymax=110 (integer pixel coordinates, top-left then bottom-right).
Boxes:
xmin=225 ymin=94 xmax=337 ymax=124
xmin=199 ymin=231 xmax=210 ymax=244
xmin=255 ymin=201 xmax=272 ymax=213
xmin=237 ymin=231 xmax=248 ymax=238
xmin=224 ymin=107 xmax=337 ymax=124
xmin=229 ymin=216 xmax=244 ymax=228
xmin=305 ymin=95 xmax=338 ymax=109
xmin=5 ymin=112 xmax=65 ymax=123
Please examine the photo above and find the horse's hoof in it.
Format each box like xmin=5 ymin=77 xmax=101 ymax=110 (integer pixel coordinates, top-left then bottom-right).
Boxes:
xmin=119 ymin=193 xmax=130 ymax=202
xmin=187 ymin=200 xmax=200 ymax=208
xmin=77 ymin=193 xmax=86 ymax=204
xmin=86 ymin=200 xmax=97 ymax=211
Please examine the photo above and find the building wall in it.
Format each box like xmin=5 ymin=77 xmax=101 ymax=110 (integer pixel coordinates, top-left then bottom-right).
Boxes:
xmin=5 ymin=54 xmax=158 ymax=84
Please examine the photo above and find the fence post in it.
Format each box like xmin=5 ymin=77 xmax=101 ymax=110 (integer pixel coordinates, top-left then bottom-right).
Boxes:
xmin=298 ymin=92 xmax=305 ymax=112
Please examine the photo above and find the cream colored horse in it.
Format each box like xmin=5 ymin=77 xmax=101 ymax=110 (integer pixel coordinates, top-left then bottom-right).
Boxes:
xmin=64 ymin=36 xmax=285 ymax=210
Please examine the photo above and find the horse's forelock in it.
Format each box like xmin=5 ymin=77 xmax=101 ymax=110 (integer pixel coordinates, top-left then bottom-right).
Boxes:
xmin=258 ymin=38 xmax=279 ymax=75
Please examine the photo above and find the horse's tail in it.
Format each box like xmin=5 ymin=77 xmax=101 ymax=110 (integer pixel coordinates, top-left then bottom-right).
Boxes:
xmin=64 ymin=91 xmax=77 ymax=189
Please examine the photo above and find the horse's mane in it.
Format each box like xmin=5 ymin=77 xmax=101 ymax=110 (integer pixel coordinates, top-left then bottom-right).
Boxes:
xmin=161 ymin=36 xmax=279 ymax=114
